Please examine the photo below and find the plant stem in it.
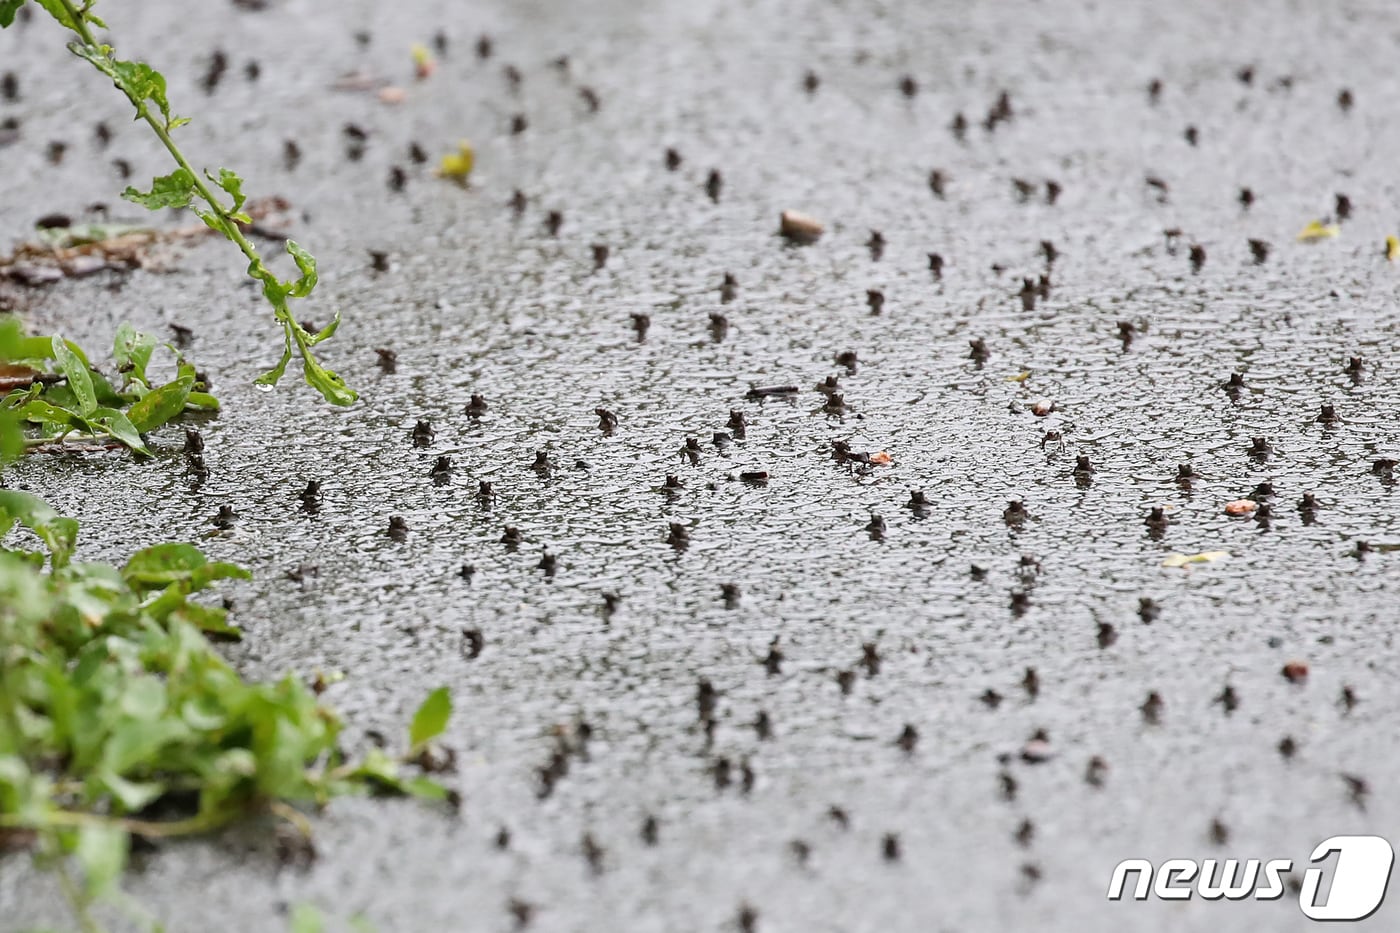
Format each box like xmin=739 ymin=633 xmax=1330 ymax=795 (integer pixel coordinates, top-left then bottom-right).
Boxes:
xmin=55 ymin=860 xmax=103 ymax=933
xmin=25 ymin=433 xmax=115 ymax=449
xmin=268 ymin=800 xmax=314 ymax=840
xmin=1 ymin=807 xmax=237 ymax=839
xmin=56 ymin=2 xmax=257 ymax=265
xmin=53 ymin=0 xmax=315 ymax=364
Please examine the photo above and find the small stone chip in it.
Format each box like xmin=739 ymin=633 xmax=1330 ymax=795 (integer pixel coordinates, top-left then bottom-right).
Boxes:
xmin=779 ymin=210 xmax=824 ymax=244
xmin=1224 ymin=499 xmax=1258 ymax=516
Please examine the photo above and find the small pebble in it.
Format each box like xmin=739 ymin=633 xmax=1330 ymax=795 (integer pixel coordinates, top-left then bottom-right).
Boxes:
xmin=779 ymin=210 xmax=824 ymax=244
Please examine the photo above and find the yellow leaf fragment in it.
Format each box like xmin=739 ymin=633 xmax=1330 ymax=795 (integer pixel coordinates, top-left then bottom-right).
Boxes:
xmin=412 ymin=43 xmax=436 ymax=80
xmin=436 ymin=140 xmax=475 ymax=182
xmin=1162 ymin=550 xmax=1230 ymax=568
xmin=1006 ymin=371 xmax=1031 ymax=383
xmin=1386 ymin=236 xmax=1399 ymax=262
xmin=1296 ymin=220 xmax=1340 ymax=242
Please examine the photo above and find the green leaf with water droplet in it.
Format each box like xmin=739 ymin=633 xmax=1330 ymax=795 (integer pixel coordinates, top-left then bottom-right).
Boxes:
xmin=51 ymin=337 xmax=96 ymax=417
xmin=113 ymin=323 xmax=157 ymax=388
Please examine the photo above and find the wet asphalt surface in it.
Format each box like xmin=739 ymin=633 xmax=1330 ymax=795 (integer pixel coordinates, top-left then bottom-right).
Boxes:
xmin=3 ymin=0 xmax=1400 ymax=930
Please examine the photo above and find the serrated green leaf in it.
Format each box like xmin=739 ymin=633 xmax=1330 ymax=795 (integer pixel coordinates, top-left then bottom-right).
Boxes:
xmin=307 ymin=320 xmax=338 ymax=346
xmin=193 ymin=204 xmax=224 ymax=234
xmin=210 ymin=168 xmax=247 ymax=214
xmin=286 ymin=241 xmax=318 ymax=298
xmin=67 ymin=46 xmax=173 ymax=125
xmin=51 ymin=336 xmax=96 ymax=417
xmin=110 ymin=57 xmax=174 ymax=125
xmin=409 ymin=687 xmax=452 ymax=749
xmin=122 ymin=168 xmax=196 ymax=211
xmin=255 ymin=333 xmax=294 ymax=387
xmin=306 ymin=311 xmax=342 ymax=347
xmin=302 ymin=353 xmax=358 ymax=406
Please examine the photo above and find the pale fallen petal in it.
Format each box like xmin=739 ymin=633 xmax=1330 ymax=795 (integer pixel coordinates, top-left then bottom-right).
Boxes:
xmin=1162 ymin=550 xmax=1231 ymax=568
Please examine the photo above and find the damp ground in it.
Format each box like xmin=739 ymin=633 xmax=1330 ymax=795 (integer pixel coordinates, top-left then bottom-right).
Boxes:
xmin=2 ymin=0 xmax=1400 ymax=930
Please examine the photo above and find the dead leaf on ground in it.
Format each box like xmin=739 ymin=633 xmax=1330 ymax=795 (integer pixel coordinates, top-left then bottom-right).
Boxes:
xmin=332 ymin=71 xmax=388 ymax=92
xmin=1 ymin=198 xmax=294 ymax=287
xmin=0 ymin=363 xmax=61 ymax=392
